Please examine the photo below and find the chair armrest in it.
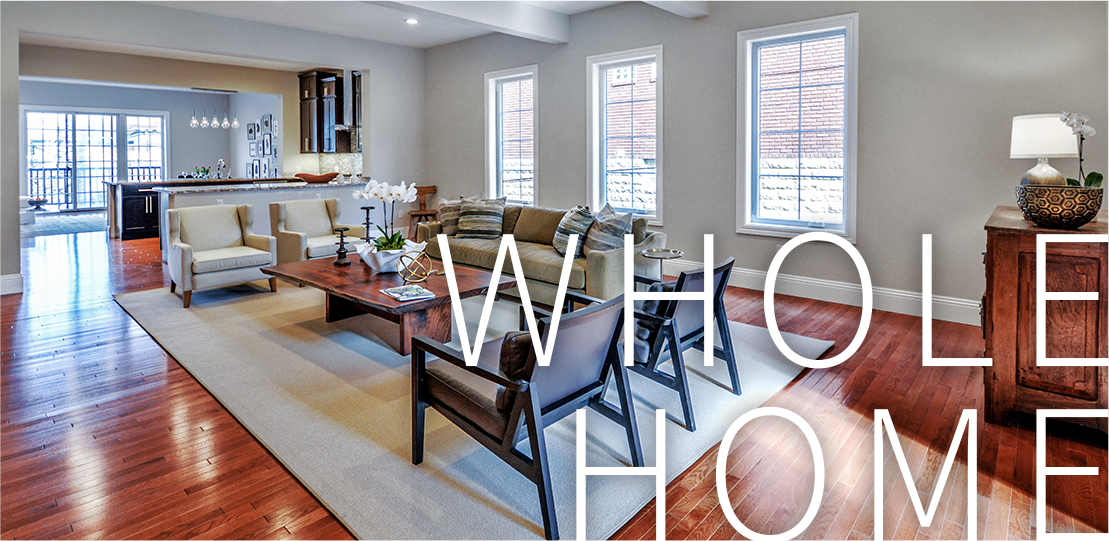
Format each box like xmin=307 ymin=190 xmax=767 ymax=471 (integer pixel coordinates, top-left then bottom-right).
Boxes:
xmin=633 ymin=309 xmax=672 ymax=331
xmin=167 ymin=240 xmax=194 ymax=288
xmin=335 ymin=223 xmax=367 ymax=239
xmin=584 ymin=230 xmax=668 ymax=299
xmin=274 ymin=230 xmax=308 ymax=264
xmin=416 ymin=222 xmax=442 ymax=244
xmin=411 ymin=335 xmax=528 ymax=391
xmin=244 ymin=233 xmax=277 ymax=264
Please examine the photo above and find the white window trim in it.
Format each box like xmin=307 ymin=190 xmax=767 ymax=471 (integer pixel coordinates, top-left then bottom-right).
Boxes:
xmin=737 ymin=13 xmax=858 ymax=243
xmin=587 ymin=45 xmax=664 ymax=226
xmin=485 ymin=65 xmax=538 ymax=206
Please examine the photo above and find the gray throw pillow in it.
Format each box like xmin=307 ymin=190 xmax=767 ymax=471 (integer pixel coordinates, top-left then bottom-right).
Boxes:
xmin=439 ymin=194 xmax=481 ymax=236
xmin=584 ymin=203 xmax=633 ymax=253
xmin=456 ymin=197 xmax=506 ymax=239
xmin=552 ymin=205 xmax=593 ymax=258
xmin=439 ymin=198 xmax=462 ymax=236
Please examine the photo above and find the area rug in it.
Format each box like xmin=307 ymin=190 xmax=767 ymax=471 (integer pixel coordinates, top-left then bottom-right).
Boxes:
xmin=20 ymin=211 xmax=107 ymax=237
xmin=115 ymin=284 xmax=833 ymax=539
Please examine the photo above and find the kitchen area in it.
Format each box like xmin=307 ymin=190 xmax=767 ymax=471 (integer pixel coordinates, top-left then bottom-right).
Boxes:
xmin=22 ymin=66 xmax=374 ymax=253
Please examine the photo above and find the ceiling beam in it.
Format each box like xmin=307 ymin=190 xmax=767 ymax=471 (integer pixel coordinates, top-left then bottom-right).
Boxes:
xmin=643 ymin=1 xmax=709 ymax=19
xmin=371 ymin=1 xmax=570 ymax=44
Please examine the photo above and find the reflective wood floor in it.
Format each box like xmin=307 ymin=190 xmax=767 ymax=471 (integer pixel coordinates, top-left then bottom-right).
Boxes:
xmin=3 ymin=232 xmax=1106 ymax=540
xmin=2 ymin=234 xmax=353 ymax=539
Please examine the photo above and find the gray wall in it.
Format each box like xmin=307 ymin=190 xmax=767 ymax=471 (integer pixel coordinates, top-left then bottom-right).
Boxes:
xmin=230 ymin=92 xmax=283 ymax=178
xmin=423 ymin=1 xmax=1108 ymax=302
xmin=1 ymin=1 xmax=426 ymax=287
xmin=19 ymin=79 xmax=233 ymax=185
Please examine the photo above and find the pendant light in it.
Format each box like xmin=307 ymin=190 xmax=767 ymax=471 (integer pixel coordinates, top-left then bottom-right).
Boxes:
xmin=230 ymin=109 xmax=240 ymax=130
xmin=190 ymin=107 xmax=199 ymax=128
xmin=200 ymin=108 xmax=209 ymax=128
xmin=210 ymin=111 xmax=220 ymax=129
xmin=221 ymin=113 xmax=230 ymax=129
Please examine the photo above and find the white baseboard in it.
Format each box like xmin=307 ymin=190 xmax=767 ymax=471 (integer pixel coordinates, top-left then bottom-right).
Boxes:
xmin=664 ymin=259 xmax=981 ymax=326
xmin=1 ymin=273 xmax=24 ymax=295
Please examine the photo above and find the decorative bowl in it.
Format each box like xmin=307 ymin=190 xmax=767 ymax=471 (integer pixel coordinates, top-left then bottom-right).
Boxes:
xmin=294 ymin=172 xmax=340 ymax=184
xmin=1015 ymin=185 xmax=1103 ymax=229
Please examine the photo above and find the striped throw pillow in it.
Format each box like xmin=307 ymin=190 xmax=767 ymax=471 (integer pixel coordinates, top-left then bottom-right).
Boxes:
xmin=439 ymin=198 xmax=462 ymax=236
xmin=439 ymin=195 xmax=482 ymax=236
xmin=584 ymin=203 xmax=633 ymax=253
xmin=552 ymin=206 xmax=593 ymax=258
xmin=456 ymin=197 xmax=506 ymax=239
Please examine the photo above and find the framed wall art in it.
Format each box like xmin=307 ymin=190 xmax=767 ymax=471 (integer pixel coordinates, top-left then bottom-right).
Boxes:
xmin=247 ymin=123 xmax=256 ymax=140
xmin=249 ymin=142 xmax=258 ymax=157
xmin=262 ymin=133 xmax=272 ymax=156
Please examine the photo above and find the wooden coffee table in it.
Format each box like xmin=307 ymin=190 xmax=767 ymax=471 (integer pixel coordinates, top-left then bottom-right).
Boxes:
xmin=261 ymin=255 xmax=516 ymax=354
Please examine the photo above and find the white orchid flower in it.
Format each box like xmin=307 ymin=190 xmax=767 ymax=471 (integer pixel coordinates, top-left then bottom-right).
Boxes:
xmin=353 ymin=189 xmax=367 ymax=199
xmin=395 ymin=181 xmax=418 ymax=204
xmin=1076 ymin=124 xmax=1097 ymax=137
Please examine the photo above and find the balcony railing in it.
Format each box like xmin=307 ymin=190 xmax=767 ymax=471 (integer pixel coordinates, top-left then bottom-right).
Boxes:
xmin=27 ymin=166 xmax=162 ymax=211
xmin=27 ymin=167 xmax=73 ymax=208
xmin=128 ymin=166 xmax=162 ymax=182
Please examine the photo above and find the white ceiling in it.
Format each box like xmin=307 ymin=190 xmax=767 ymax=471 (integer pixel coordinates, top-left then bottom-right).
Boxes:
xmin=141 ymin=1 xmax=624 ymax=49
xmin=20 ymin=1 xmax=706 ymax=74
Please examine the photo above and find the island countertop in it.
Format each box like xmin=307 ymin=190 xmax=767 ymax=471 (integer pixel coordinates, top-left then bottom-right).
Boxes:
xmin=152 ymin=179 xmax=363 ymax=195
xmin=102 ymin=177 xmax=297 ymax=187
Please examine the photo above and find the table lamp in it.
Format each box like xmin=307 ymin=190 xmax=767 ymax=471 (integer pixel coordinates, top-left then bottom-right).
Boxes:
xmin=1010 ymin=113 xmax=1079 ymax=185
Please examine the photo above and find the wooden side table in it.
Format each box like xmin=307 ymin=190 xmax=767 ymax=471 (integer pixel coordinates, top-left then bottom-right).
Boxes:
xmin=982 ymin=205 xmax=1108 ymax=431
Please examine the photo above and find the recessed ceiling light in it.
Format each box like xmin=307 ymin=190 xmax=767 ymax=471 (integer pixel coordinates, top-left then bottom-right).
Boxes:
xmin=405 ymin=18 xmax=418 ymax=25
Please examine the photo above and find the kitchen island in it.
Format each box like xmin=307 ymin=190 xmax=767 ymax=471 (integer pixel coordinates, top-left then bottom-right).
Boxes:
xmin=104 ymin=178 xmax=265 ymax=240
xmin=154 ymin=179 xmax=378 ymax=261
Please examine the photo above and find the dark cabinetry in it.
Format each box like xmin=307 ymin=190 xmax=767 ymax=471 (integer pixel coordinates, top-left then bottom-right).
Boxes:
xmin=983 ymin=206 xmax=1108 ymax=431
xmin=299 ymin=70 xmax=354 ymax=154
xmin=120 ymin=185 xmax=159 ymax=240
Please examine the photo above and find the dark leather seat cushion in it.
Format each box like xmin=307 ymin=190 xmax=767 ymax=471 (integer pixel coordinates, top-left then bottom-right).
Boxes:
xmin=424 ymin=333 xmax=531 ymax=440
xmin=634 ymin=280 xmax=676 ymax=364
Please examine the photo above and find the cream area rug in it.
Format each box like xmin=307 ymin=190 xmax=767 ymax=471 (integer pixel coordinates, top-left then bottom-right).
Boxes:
xmin=115 ymin=284 xmax=834 ymax=539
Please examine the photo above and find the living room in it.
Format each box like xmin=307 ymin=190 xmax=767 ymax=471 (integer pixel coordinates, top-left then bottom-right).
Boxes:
xmin=2 ymin=1 xmax=1107 ymax=539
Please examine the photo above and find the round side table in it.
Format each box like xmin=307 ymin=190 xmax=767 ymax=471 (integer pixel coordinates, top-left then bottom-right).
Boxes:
xmin=640 ymin=248 xmax=683 ymax=280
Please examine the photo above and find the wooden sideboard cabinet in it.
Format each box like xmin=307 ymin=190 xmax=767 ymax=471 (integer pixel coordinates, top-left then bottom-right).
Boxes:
xmin=983 ymin=206 xmax=1108 ymax=431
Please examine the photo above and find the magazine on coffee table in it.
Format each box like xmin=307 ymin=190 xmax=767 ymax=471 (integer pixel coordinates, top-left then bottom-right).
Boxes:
xmin=380 ymin=284 xmax=435 ymax=302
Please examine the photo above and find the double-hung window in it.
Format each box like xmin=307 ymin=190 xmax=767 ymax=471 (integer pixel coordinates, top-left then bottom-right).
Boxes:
xmin=588 ymin=46 xmax=663 ymax=224
xmin=738 ymin=14 xmax=858 ymax=241
xmin=486 ymin=65 xmax=536 ymax=206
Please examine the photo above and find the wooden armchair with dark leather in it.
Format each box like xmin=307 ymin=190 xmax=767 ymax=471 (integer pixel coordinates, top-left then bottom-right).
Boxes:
xmin=630 ymin=257 xmax=740 ymax=432
xmin=411 ymin=292 xmax=642 ymax=540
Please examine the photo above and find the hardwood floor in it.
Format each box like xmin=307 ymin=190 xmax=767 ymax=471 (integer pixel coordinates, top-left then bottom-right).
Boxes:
xmin=3 ymin=231 xmax=1106 ymax=540
xmin=614 ymin=281 xmax=1109 ymax=539
xmin=2 ymin=233 xmax=353 ymax=540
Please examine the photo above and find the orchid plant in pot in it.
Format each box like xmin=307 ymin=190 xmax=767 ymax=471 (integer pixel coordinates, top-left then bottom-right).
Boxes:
xmin=352 ymin=179 xmax=424 ymax=272
xmin=1062 ymin=112 xmax=1102 ymax=188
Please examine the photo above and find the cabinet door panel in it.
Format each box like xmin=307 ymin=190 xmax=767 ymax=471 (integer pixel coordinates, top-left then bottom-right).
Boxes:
xmin=1016 ymin=252 xmax=1103 ymax=400
xmin=300 ymin=100 xmax=317 ymax=153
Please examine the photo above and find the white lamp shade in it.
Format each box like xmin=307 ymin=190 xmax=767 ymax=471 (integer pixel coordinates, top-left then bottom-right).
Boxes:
xmin=1010 ymin=114 xmax=1079 ymax=159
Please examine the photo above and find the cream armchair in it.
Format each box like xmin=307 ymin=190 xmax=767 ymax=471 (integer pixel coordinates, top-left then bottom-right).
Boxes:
xmin=166 ymin=204 xmax=277 ymax=308
xmin=270 ymin=198 xmax=367 ymax=264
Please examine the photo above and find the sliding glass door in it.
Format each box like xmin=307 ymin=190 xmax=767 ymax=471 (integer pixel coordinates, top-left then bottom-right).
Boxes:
xmin=25 ymin=109 xmax=167 ymax=212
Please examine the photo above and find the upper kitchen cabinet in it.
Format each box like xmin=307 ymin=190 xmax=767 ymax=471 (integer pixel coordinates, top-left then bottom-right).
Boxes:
xmin=298 ymin=70 xmax=358 ymax=154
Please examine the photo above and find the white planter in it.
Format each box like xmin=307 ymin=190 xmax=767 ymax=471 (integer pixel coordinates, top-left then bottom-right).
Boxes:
xmin=356 ymin=240 xmax=427 ymax=273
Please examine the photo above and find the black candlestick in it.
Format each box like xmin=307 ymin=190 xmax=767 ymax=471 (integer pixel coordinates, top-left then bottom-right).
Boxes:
xmin=361 ymin=205 xmax=375 ymax=242
xmin=333 ymin=227 xmax=351 ymax=266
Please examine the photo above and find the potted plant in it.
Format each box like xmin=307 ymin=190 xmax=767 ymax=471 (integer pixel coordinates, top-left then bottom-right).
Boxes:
xmin=352 ymin=179 xmax=423 ymax=272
